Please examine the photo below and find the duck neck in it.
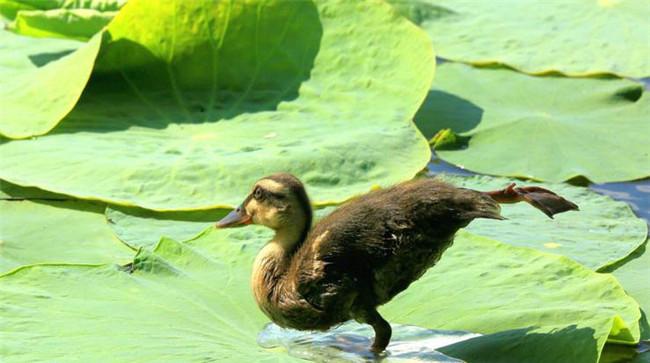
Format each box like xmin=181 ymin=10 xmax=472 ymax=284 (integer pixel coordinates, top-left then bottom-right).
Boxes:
xmin=259 ymin=212 xmax=311 ymax=277
xmin=272 ymin=219 xmax=309 ymax=253
xmin=252 ymin=211 xmax=312 ymax=307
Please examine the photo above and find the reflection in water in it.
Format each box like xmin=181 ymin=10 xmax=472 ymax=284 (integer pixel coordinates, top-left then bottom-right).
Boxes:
xmin=591 ymin=181 xmax=650 ymax=226
xmin=427 ymin=153 xmax=475 ymax=177
xmin=258 ymin=321 xmax=479 ymax=362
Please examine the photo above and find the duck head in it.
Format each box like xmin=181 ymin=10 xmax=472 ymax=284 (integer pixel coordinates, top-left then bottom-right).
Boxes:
xmin=216 ymin=173 xmax=313 ymax=245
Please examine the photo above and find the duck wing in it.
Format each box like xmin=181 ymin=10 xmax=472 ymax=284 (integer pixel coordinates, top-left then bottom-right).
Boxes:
xmin=291 ymin=178 xmax=500 ymax=308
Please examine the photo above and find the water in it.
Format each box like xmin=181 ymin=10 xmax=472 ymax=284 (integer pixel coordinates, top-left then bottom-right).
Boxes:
xmin=591 ymin=181 xmax=650 ymax=226
xmin=258 ymin=321 xmax=479 ymax=362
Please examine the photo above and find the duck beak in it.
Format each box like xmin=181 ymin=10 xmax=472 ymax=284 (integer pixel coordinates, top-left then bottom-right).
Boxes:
xmin=215 ymin=204 xmax=252 ymax=228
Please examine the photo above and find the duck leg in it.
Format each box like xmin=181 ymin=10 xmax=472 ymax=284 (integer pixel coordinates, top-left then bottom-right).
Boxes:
xmin=486 ymin=183 xmax=579 ymax=218
xmin=365 ymin=309 xmax=392 ymax=353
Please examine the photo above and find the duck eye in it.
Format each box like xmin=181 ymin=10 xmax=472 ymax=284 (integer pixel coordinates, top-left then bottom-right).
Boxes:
xmin=253 ymin=187 xmax=264 ymax=200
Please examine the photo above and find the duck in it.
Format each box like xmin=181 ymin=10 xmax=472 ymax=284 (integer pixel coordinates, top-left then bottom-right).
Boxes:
xmin=216 ymin=173 xmax=578 ymax=353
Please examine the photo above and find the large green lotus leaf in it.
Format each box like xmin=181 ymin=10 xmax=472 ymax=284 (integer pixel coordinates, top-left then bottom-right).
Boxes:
xmin=420 ymin=63 xmax=650 ymax=183
xmin=0 ymin=199 xmax=133 ymax=273
xmin=10 ymin=9 xmax=116 ymax=40
xmin=0 ymin=0 xmax=434 ymax=210
xmin=382 ymin=231 xmax=641 ymax=363
xmin=603 ymin=240 xmax=650 ymax=340
xmin=105 ymin=205 xmax=228 ymax=249
xmin=2 ymin=0 xmax=124 ymax=12
xmin=437 ymin=174 xmax=648 ymax=270
xmin=2 ymin=0 xmax=124 ymax=39
xmin=0 ymin=229 xmax=302 ymax=362
xmin=0 ymin=225 xmax=639 ymax=361
xmin=0 ymin=30 xmax=102 ymax=138
xmin=0 ymin=0 xmax=125 ymax=19
xmin=390 ymin=0 xmax=650 ymax=78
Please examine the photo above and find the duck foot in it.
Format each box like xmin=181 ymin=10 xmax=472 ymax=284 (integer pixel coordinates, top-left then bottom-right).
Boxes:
xmin=486 ymin=183 xmax=579 ymax=218
xmin=367 ymin=309 xmax=392 ymax=354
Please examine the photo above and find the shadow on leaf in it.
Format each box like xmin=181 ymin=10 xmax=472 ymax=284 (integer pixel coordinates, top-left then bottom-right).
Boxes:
xmin=414 ymin=90 xmax=483 ymax=140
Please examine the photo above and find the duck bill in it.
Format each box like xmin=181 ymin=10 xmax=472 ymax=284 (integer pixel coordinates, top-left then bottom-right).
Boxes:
xmin=215 ymin=205 xmax=252 ymax=228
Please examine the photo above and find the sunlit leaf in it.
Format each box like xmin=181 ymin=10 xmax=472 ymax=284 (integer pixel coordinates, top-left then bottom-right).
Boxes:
xmin=105 ymin=205 xmax=227 ymax=249
xmin=0 ymin=228 xmax=299 ymax=362
xmin=383 ymin=231 xmax=640 ymax=363
xmin=0 ymin=0 xmax=124 ymax=35
xmin=418 ymin=63 xmax=649 ymax=183
xmin=391 ymin=0 xmax=650 ymax=77
xmin=0 ymin=0 xmax=434 ymax=210
xmin=0 ymin=30 xmax=102 ymax=138
xmin=602 ymin=240 xmax=650 ymax=340
xmin=10 ymin=9 xmax=116 ymax=40
xmin=0 ymin=227 xmax=638 ymax=362
xmin=0 ymin=199 xmax=133 ymax=273
xmin=2 ymin=0 xmax=124 ymax=13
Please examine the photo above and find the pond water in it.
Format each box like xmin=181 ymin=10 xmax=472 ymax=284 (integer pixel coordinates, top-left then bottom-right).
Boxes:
xmin=258 ymin=321 xmax=478 ymax=362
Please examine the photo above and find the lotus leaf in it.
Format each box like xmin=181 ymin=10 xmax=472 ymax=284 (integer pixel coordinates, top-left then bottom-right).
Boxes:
xmin=603 ymin=241 xmax=650 ymax=340
xmin=0 ymin=0 xmax=125 ymax=20
xmin=0 ymin=226 xmax=639 ymax=362
xmin=0 ymin=229 xmax=302 ymax=362
xmin=391 ymin=0 xmax=650 ymax=77
xmin=106 ymin=205 xmax=228 ymax=249
xmin=10 ymin=9 xmax=116 ymax=40
xmin=0 ymin=0 xmax=434 ymax=210
xmin=437 ymin=174 xmax=648 ymax=270
xmin=4 ymin=0 xmax=124 ymax=11
xmin=382 ymin=231 xmax=641 ymax=363
xmin=0 ymin=30 xmax=102 ymax=138
xmin=420 ymin=63 xmax=650 ymax=183
xmin=0 ymin=199 xmax=133 ymax=273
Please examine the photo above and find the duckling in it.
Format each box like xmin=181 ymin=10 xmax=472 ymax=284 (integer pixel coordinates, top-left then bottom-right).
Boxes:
xmin=216 ymin=173 xmax=578 ymax=353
